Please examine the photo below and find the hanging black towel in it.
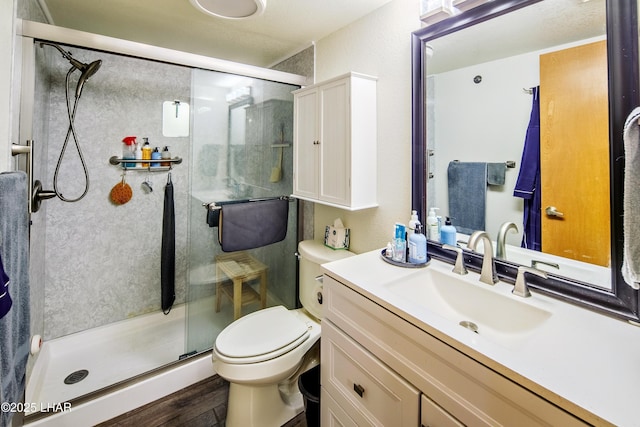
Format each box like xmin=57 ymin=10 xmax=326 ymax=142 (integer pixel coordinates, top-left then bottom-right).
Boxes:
xmin=218 ymin=198 xmax=289 ymax=252
xmin=161 ymin=173 xmax=175 ymax=314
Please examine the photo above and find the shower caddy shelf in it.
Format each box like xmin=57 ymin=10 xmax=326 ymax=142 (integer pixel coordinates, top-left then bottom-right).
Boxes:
xmin=109 ymin=156 xmax=183 ymax=172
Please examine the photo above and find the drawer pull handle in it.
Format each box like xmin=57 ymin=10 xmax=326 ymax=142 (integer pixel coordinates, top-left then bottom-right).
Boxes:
xmin=353 ymin=383 xmax=365 ymax=398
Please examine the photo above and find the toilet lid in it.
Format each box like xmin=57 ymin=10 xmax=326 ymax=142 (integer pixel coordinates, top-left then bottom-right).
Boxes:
xmin=215 ymin=306 xmax=310 ymax=363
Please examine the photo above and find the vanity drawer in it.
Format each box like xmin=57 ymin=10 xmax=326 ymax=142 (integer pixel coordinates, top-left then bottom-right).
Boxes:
xmin=321 ymin=319 xmax=420 ymax=427
xmin=323 ymin=275 xmax=589 ymax=427
xmin=421 ymin=394 xmax=464 ymax=427
xmin=321 ymin=386 xmax=358 ymax=427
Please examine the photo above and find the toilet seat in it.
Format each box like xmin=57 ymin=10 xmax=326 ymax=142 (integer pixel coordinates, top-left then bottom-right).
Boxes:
xmin=214 ymin=306 xmax=310 ymax=364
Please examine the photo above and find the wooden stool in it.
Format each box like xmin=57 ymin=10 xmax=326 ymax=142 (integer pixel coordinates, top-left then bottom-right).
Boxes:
xmin=215 ymin=252 xmax=268 ymax=320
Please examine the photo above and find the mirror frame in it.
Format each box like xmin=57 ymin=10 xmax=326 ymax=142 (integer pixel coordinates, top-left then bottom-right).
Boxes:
xmin=411 ymin=0 xmax=640 ymax=321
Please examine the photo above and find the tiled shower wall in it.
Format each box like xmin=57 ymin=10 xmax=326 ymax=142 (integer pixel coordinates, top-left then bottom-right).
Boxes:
xmin=37 ymin=46 xmax=192 ymax=339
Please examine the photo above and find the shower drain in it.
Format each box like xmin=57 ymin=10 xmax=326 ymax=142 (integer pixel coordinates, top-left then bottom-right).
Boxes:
xmin=64 ymin=369 xmax=89 ymax=385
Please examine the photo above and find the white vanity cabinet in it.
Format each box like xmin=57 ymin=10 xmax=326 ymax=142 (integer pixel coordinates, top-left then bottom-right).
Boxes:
xmin=321 ymin=275 xmax=589 ymax=427
xmin=292 ymin=72 xmax=377 ymax=210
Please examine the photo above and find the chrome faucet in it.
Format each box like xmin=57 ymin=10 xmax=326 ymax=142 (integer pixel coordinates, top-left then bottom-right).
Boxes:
xmin=467 ymin=231 xmax=499 ymax=285
xmin=513 ymin=266 xmax=548 ymax=298
xmin=442 ymin=244 xmax=468 ymax=275
xmin=496 ymin=222 xmax=518 ymax=260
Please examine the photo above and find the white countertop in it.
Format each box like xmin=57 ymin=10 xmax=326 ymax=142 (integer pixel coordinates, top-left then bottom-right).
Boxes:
xmin=321 ymin=249 xmax=640 ymax=427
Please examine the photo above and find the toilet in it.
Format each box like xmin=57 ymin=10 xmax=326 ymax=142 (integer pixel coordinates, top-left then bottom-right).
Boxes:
xmin=212 ymin=240 xmax=354 ymax=427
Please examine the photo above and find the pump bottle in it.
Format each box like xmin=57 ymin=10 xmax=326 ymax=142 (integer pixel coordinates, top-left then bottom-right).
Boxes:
xmin=408 ymin=210 xmax=420 ymax=236
xmin=141 ymin=137 xmax=152 ymax=168
xmin=408 ymin=224 xmax=427 ymax=264
xmin=426 ymin=207 xmax=440 ymax=242
xmin=440 ymin=217 xmax=457 ymax=246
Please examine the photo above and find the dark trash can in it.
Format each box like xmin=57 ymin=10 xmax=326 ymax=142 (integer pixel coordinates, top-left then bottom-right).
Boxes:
xmin=298 ymin=365 xmax=320 ymax=427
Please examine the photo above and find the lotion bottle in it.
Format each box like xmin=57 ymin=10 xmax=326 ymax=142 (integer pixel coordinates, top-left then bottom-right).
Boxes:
xmin=440 ymin=217 xmax=457 ymax=246
xmin=426 ymin=207 xmax=440 ymax=242
xmin=408 ymin=224 xmax=427 ymax=264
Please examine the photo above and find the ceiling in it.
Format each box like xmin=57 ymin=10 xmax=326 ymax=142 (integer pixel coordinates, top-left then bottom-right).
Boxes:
xmin=427 ymin=0 xmax=607 ymax=74
xmin=40 ymin=0 xmax=394 ymax=68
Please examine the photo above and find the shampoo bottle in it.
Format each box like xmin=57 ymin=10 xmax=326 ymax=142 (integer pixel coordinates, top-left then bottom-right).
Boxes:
xmin=161 ymin=146 xmax=171 ymax=167
xmin=441 ymin=217 xmax=457 ymax=246
xmin=408 ymin=224 xmax=427 ymax=264
xmin=151 ymin=147 xmax=161 ymax=167
xmin=141 ymin=137 xmax=152 ymax=168
xmin=408 ymin=210 xmax=420 ymax=236
xmin=426 ymin=207 xmax=440 ymax=242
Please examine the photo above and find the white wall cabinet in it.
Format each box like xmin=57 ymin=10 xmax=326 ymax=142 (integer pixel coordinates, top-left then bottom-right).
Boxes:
xmin=321 ymin=275 xmax=589 ymax=427
xmin=293 ymin=72 xmax=377 ymax=210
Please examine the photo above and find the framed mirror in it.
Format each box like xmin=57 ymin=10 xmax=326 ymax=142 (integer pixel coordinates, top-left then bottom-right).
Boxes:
xmin=411 ymin=0 xmax=640 ymax=321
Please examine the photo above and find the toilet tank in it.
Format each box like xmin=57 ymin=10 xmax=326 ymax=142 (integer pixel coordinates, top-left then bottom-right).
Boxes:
xmin=298 ymin=240 xmax=354 ymax=320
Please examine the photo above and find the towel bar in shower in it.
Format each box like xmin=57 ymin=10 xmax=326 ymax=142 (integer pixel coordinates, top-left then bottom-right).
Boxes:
xmin=203 ymin=195 xmax=296 ymax=211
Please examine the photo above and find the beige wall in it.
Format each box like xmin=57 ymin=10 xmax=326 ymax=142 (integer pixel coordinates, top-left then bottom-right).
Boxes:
xmin=314 ymin=0 xmax=421 ymax=254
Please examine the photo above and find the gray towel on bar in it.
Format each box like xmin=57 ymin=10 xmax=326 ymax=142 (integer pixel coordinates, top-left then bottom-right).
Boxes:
xmin=448 ymin=161 xmax=487 ymax=235
xmin=207 ymin=199 xmax=250 ymax=227
xmin=218 ymin=198 xmax=289 ymax=252
xmin=0 ymin=172 xmax=30 ymax=427
xmin=622 ymin=107 xmax=640 ymax=289
xmin=487 ymin=162 xmax=507 ymax=185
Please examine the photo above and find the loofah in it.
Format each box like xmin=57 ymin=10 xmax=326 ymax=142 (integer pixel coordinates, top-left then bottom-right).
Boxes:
xmin=110 ymin=181 xmax=132 ymax=205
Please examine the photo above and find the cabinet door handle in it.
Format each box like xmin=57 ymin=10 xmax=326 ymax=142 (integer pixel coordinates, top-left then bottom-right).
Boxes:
xmin=353 ymin=383 xmax=365 ymax=398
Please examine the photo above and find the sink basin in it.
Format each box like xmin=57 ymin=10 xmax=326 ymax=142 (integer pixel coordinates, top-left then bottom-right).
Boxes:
xmin=385 ymin=266 xmax=552 ymax=349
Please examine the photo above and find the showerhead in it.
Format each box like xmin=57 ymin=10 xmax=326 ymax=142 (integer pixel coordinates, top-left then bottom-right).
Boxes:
xmin=75 ymin=59 xmax=102 ymax=98
xmin=40 ymin=42 xmax=102 ymax=98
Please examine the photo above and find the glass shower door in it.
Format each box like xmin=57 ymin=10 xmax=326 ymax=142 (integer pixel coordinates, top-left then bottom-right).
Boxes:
xmin=185 ymin=69 xmax=300 ymax=355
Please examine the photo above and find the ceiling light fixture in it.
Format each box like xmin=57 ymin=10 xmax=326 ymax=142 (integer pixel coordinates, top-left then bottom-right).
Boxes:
xmin=190 ymin=0 xmax=266 ymax=19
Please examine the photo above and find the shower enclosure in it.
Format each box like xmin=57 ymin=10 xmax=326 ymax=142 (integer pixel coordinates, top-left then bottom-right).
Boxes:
xmin=18 ymin=22 xmax=305 ymax=419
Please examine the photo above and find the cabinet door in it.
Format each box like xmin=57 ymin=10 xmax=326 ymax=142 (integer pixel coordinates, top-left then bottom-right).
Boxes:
xmin=294 ymin=88 xmax=320 ymax=199
xmin=319 ymin=79 xmax=350 ymax=206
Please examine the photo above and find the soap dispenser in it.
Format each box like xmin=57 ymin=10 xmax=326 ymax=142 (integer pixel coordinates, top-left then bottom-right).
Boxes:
xmin=408 ymin=224 xmax=427 ymax=264
xmin=441 ymin=217 xmax=457 ymax=246
xmin=426 ymin=207 xmax=440 ymax=242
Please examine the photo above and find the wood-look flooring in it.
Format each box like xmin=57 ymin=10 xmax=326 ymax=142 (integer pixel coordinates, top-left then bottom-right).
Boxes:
xmin=97 ymin=375 xmax=309 ymax=427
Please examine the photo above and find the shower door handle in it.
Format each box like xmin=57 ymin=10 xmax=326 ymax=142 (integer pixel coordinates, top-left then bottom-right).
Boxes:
xmin=12 ymin=140 xmax=33 ymax=214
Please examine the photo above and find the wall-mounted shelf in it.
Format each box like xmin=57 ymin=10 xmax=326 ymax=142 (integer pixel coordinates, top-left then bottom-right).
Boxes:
xmin=109 ymin=156 xmax=183 ymax=171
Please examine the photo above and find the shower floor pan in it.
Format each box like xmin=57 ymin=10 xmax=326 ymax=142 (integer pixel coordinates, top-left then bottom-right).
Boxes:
xmin=26 ymin=304 xmax=188 ymax=407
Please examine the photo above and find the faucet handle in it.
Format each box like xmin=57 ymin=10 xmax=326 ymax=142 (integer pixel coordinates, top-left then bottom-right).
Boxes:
xmin=442 ymin=244 xmax=468 ymax=275
xmin=513 ymin=266 xmax=548 ymax=298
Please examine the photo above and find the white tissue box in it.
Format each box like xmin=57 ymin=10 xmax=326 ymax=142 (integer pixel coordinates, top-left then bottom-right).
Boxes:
xmin=324 ymin=218 xmax=350 ymax=250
